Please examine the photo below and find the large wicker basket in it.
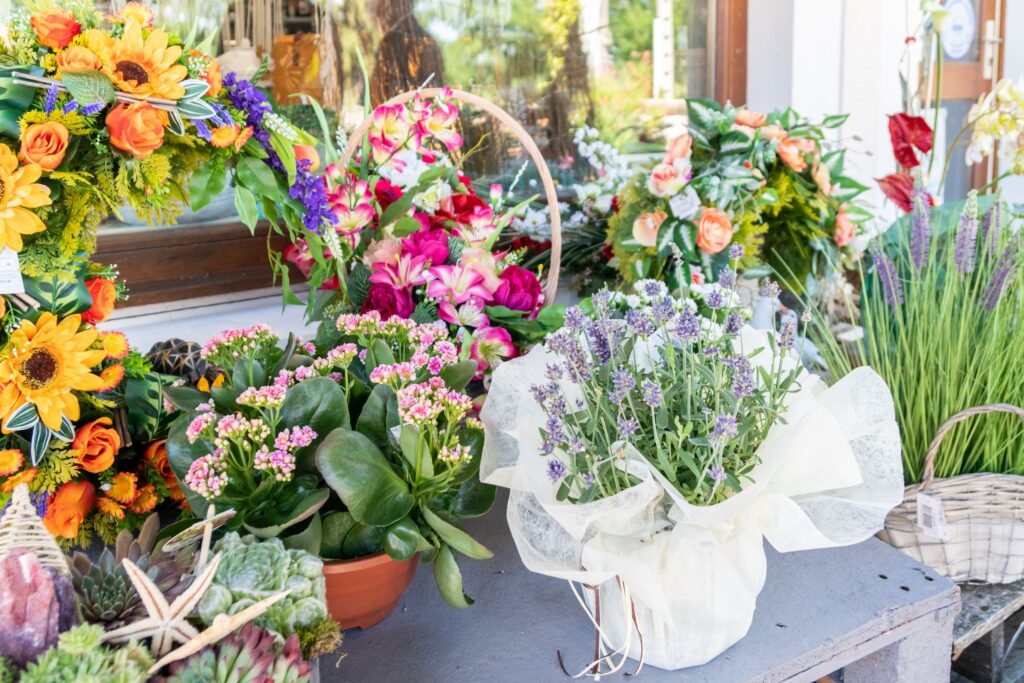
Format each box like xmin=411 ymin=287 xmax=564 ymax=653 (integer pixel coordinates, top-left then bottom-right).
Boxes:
xmin=341 ymin=87 xmax=563 ymax=304
xmin=878 ymin=404 xmax=1024 ymax=584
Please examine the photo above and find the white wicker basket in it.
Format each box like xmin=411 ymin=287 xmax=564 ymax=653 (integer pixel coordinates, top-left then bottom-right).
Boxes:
xmin=878 ymin=404 xmax=1024 ymax=584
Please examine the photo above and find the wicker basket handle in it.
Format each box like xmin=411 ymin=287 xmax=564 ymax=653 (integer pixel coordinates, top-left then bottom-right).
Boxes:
xmin=919 ymin=404 xmax=1024 ymax=490
xmin=341 ymin=87 xmax=563 ymax=305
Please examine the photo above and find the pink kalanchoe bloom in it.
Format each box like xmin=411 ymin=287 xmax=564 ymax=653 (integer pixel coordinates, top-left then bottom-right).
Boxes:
xmin=369 ymin=102 xmax=414 ymax=162
xmin=369 ymin=252 xmax=430 ymax=289
xmin=427 ymin=264 xmax=494 ymax=304
xmin=469 ymin=326 xmax=517 ymax=379
xmin=438 ymin=296 xmax=490 ymax=328
xmin=417 ymin=100 xmax=462 ymax=151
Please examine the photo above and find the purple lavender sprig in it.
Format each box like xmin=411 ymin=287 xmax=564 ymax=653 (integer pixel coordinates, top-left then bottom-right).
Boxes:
xmin=981 ymin=238 xmax=1019 ymax=310
xmin=980 ymin=200 xmax=1003 ymax=257
xmin=871 ymin=243 xmax=904 ymax=308
xmin=909 ymin=186 xmax=931 ymax=271
xmin=953 ymin=191 xmax=979 ymax=274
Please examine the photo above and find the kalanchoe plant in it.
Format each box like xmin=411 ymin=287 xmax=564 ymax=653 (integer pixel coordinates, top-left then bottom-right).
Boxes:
xmin=534 ymin=248 xmax=803 ymax=506
xmin=166 ymin=313 xmax=495 ymax=608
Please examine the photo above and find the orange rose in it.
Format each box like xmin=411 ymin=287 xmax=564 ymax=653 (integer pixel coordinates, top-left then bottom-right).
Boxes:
xmin=19 ymin=122 xmax=69 ymax=171
xmin=664 ymin=134 xmax=692 ymax=165
xmin=83 ymin=277 xmax=116 ymax=324
xmin=56 ymin=45 xmax=101 ymax=73
xmin=632 ymin=211 xmax=668 ymax=248
xmin=696 ymin=207 xmax=733 ymax=254
xmin=647 ymin=163 xmax=687 ymax=198
xmin=31 ymin=8 xmax=81 ymax=50
xmin=72 ymin=416 xmax=121 ymax=474
xmin=734 ymin=109 xmax=767 ymax=128
xmin=44 ymin=481 xmax=95 ymax=539
xmin=144 ymin=439 xmax=184 ymax=500
xmin=834 ymin=209 xmax=855 ymax=247
xmin=761 ymin=125 xmax=786 ymax=142
xmin=294 ymin=145 xmax=320 ymax=172
xmin=106 ymin=103 xmax=165 ymax=159
xmin=777 ymin=137 xmax=808 ymax=172
xmin=812 ymin=162 xmax=832 ymax=195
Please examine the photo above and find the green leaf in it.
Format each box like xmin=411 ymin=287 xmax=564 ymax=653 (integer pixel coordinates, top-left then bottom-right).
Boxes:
xmin=3 ymin=402 xmax=38 ymax=432
xmin=30 ymin=423 xmax=52 ymax=466
xmin=718 ymin=130 xmax=753 ymax=156
xmin=188 ymin=159 xmax=227 ymax=211
xmin=269 ymin=130 xmax=297 ymax=185
xmin=0 ymin=67 xmax=42 ymax=137
xmin=281 ymin=377 xmax=350 ymax=436
xmin=180 ymin=78 xmax=210 ymax=99
xmin=243 ymin=487 xmax=330 ymax=538
xmin=377 ymin=192 xmax=415 ymax=229
xmin=282 ymin=512 xmax=322 ymax=555
xmin=392 ymin=216 xmax=421 ymax=237
xmin=821 ymin=149 xmax=845 ymax=177
xmin=316 ymin=428 xmax=414 ymax=527
xmin=341 ymin=522 xmax=383 ymax=558
xmin=439 ymin=361 xmax=477 ymax=392
xmin=23 ymin=272 xmax=93 ymax=316
xmin=234 ymin=185 xmax=259 ymax=232
xmin=320 ymin=511 xmax=358 ymax=560
xmin=62 ymin=70 xmax=115 ymax=105
xmin=398 ymin=424 xmax=432 ymax=477
xmin=821 ymin=113 xmax=850 ymax=128
xmin=355 ymin=384 xmax=393 ymax=450
xmin=367 ymin=339 xmax=396 ymax=371
xmin=237 ymin=156 xmax=281 ymax=201
xmin=346 ymin=263 xmax=371 ymax=308
xmin=421 ymin=507 xmax=492 ymax=560
xmin=433 ymin=544 xmax=473 ymax=608
xmin=177 ymin=98 xmax=216 ymax=119
xmin=383 ymin=516 xmax=420 ymax=560
xmin=685 ymin=98 xmax=722 ymax=130
xmin=55 ymin=414 xmax=75 ymax=442
xmin=453 ymin=476 xmax=496 ymax=518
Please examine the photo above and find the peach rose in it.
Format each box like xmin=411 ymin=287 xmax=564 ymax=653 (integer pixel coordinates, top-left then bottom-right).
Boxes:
xmin=696 ymin=207 xmax=733 ymax=254
xmin=294 ymin=145 xmax=320 ymax=172
xmin=664 ymin=133 xmax=692 ymax=165
xmin=761 ymin=125 xmax=786 ymax=142
xmin=19 ymin=121 xmax=68 ymax=171
xmin=83 ymin=277 xmax=117 ymax=324
xmin=777 ymin=137 xmax=808 ymax=172
xmin=31 ymin=8 xmax=81 ymax=50
xmin=106 ymin=103 xmax=165 ymax=159
xmin=56 ymin=45 xmax=101 ymax=73
xmin=72 ymin=417 xmax=121 ymax=474
xmin=834 ymin=209 xmax=855 ymax=247
xmin=43 ymin=481 xmax=95 ymax=539
xmin=734 ymin=109 xmax=767 ymax=128
xmin=144 ymin=439 xmax=184 ymax=501
xmin=632 ymin=211 xmax=668 ymax=248
xmin=812 ymin=162 xmax=832 ymax=195
xmin=647 ymin=162 xmax=687 ymax=198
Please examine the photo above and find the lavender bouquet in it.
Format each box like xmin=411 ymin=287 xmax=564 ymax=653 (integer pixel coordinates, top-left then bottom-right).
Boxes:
xmin=480 ymin=260 xmax=903 ymax=670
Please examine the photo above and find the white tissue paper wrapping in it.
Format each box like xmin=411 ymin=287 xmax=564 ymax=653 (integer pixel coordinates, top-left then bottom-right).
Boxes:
xmin=480 ymin=328 xmax=904 ymax=670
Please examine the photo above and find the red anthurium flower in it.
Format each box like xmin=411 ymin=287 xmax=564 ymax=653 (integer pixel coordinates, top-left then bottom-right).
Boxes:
xmin=877 ymin=172 xmax=933 ymax=213
xmin=887 ymin=113 xmax=933 ymax=169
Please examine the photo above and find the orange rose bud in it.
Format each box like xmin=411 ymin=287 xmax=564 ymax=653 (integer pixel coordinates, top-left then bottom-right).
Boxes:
xmin=1 ymin=467 xmax=37 ymax=493
xmin=128 ymin=484 xmax=158 ymax=513
xmin=777 ymin=137 xmax=808 ymax=172
xmin=106 ymin=103 xmax=165 ymax=159
xmin=31 ymin=8 xmax=81 ymax=50
xmin=83 ymin=277 xmax=117 ymax=324
xmin=294 ymin=144 xmax=320 ymax=172
xmin=144 ymin=439 xmax=184 ymax=500
xmin=44 ymin=480 xmax=95 ymax=539
xmin=72 ymin=416 xmax=122 ymax=474
xmin=107 ymin=472 xmax=138 ymax=504
xmin=56 ymin=45 xmax=101 ymax=73
xmin=0 ymin=449 xmax=24 ymax=476
xmin=19 ymin=122 xmax=69 ymax=171
xmin=696 ymin=206 xmax=734 ymax=255
xmin=734 ymin=108 xmax=767 ymax=128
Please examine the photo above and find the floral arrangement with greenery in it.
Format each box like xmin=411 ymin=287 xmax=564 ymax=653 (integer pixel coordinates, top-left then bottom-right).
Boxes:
xmin=811 ymin=191 xmax=1024 ymax=483
xmin=280 ymin=89 xmax=562 ymax=382
xmin=166 ymin=313 xmax=496 ymax=607
xmin=608 ymin=99 xmax=869 ymax=293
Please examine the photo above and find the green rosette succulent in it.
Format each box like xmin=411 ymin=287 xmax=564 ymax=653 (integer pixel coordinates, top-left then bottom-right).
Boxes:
xmin=18 ymin=624 xmax=153 ymax=683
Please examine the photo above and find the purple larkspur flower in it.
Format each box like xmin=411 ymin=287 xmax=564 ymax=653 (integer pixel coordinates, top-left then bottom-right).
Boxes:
xmin=871 ymin=243 xmax=903 ymax=308
xmin=289 ymin=159 xmax=337 ymax=232
xmin=778 ymin=318 xmax=796 ymax=351
xmin=81 ymin=102 xmax=104 ymax=116
xmin=612 ymin=369 xmax=636 ymax=395
xmin=953 ymin=194 xmax=979 ymax=274
xmin=981 ymin=238 xmax=1019 ymax=310
xmin=710 ymin=414 xmax=738 ymax=445
xmin=62 ymin=98 xmax=78 ymax=114
xmin=910 ymin=187 xmax=931 ymax=270
xmin=704 ymin=346 xmax=720 ymax=358
xmin=641 ymin=380 xmax=662 ymax=408
xmin=44 ymin=83 xmax=58 ymax=115
xmin=729 ymin=244 xmax=745 ymax=260
xmin=193 ymin=118 xmax=212 ymax=141
xmin=638 ymin=280 xmax=667 ymax=299
xmin=547 ymin=459 xmax=567 ymax=482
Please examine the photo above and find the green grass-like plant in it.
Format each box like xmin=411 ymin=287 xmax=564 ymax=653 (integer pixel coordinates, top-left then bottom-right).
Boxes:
xmin=812 ymin=192 xmax=1024 ymax=483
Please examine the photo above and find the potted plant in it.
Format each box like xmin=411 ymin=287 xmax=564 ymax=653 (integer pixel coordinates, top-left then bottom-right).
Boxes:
xmin=165 ymin=313 xmax=495 ymax=628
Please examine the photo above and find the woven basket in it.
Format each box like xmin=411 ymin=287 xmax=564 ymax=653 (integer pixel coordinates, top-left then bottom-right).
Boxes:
xmin=878 ymin=404 xmax=1024 ymax=584
xmin=342 ymin=87 xmax=563 ymax=304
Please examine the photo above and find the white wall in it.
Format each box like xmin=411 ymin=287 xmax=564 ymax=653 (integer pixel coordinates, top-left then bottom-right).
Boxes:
xmin=999 ymin=1 xmax=1024 ymax=203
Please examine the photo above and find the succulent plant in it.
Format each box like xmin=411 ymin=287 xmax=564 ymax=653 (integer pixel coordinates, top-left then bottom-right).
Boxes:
xmin=18 ymin=624 xmax=153 ymax=683
xmin=159 ymin=623 xmax=311 ymax=683
xmin=70 ymin=514 xmax=191 ymax=630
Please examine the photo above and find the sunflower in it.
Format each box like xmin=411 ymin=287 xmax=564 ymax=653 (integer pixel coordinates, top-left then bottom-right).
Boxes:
xmin=0 ymin=313 xmax=106 ymax=432
xmin=100 ymin=20 xmax=187 ymax=100
xmin=0 ymin=144 xmax=51 ymax=253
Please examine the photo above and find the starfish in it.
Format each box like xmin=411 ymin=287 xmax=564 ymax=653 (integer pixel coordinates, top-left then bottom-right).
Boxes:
xmin=102 ymin=552 xmax=223 ymax=656
xmin=161 ymin=505 xmax=236 ymax=568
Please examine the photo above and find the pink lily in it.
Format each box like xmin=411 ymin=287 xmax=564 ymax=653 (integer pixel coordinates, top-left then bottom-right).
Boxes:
xmin=469 ymin=326 xmax=517 ymax=379
xmin=456 ymin=205 xmax=498 ymax=246
xmin=427 ymin=264 xmax=494 ymax=304
xmin=369 ymin=253 xmax=429 ymax=289
xmin=459 ymin=246 xmax=503 ymax=292
xmin=418 ymin=100 xmax=462 ymax=151
xmin=369 ymin=103 xmax=415 ymax=163
xmin=439 ymin=296 xmax=490 ymax=328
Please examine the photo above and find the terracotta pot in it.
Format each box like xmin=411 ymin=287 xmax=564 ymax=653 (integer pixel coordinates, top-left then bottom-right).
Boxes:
xmin=322 ymin=553 xmax=418 ymax=629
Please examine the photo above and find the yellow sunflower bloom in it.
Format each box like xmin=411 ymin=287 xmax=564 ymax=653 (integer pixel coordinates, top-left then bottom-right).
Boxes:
xmin=0 ymin=313 xmax=106 ymax=432
xmin=100 ymin=20 xmax=187 ymax=100
xmin=0 ymin=144 xmax=51 ymax=253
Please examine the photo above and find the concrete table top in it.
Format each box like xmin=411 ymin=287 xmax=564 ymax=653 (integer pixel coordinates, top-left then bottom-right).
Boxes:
xmin=327 ymin=492 xmax=960 ymax=683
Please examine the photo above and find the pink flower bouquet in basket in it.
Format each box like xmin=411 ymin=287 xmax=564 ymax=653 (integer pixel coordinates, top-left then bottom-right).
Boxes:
xmin=283 ymin=89 xmax=564 ymax=383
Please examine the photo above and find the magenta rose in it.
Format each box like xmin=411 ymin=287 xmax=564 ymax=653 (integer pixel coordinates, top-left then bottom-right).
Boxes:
xmin=403 ymin=226 xmax=450 ymax=265
xmin=373 ymin=177 xmax=403 ymax=210
xmin=362 ymin=283 xmax=414 ymax=318
xmin=492 ymin=265 xmax=543 ymax=316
